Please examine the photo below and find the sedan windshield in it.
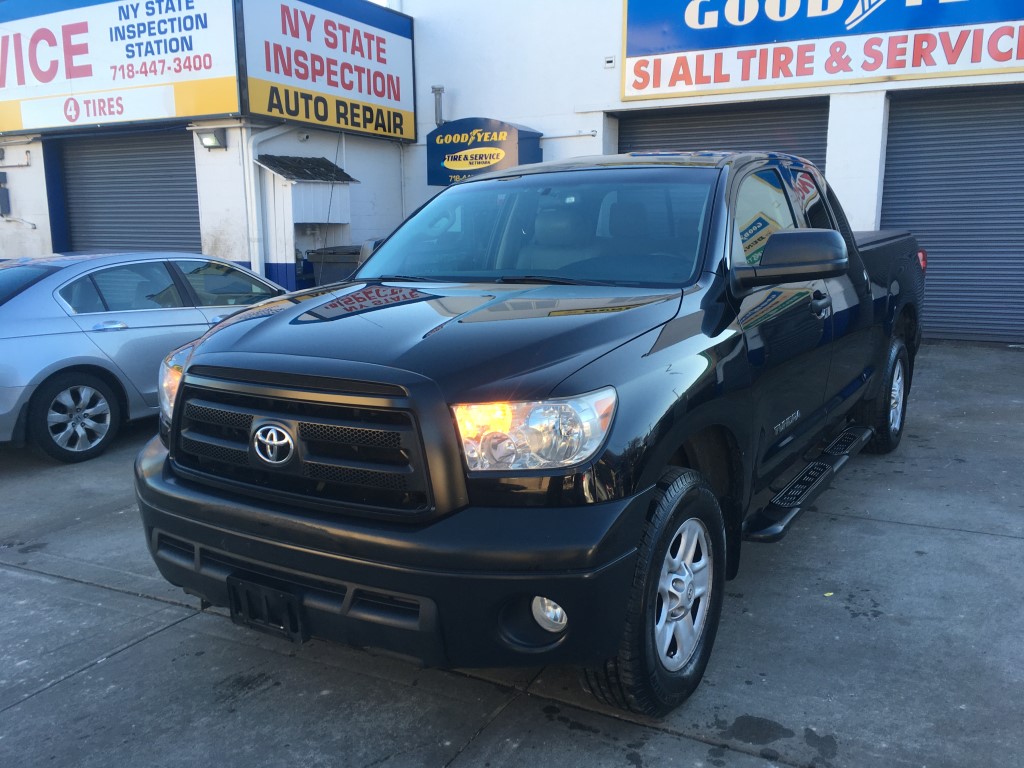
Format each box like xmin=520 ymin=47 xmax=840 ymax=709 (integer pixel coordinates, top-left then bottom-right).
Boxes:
xmin=357 ymin=167 xmax=718 ymax=286
xmin=0 ymin=263 xmax=58 ymax=307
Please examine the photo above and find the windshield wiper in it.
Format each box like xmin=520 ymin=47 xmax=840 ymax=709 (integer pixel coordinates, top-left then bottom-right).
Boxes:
xmin=363 ymin=274 xmax=440 ymax=282
xmin=492 ymin=275 xmax=615 ymax=286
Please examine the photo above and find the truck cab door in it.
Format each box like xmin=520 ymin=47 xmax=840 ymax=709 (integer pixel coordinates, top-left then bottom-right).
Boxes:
xmin=730 ymin=168 xmax=833 ymax=481
xmin=789 ymin=169 xmax=876 ymax=419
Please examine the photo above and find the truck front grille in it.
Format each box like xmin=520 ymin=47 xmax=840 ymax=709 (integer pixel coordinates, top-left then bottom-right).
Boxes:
xmin=171 ymin=376 xmax=432 ymax=517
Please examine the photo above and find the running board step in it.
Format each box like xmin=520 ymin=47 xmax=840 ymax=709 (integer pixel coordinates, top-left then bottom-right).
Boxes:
xmin=743 ymin=426 xmax=873 ymax=543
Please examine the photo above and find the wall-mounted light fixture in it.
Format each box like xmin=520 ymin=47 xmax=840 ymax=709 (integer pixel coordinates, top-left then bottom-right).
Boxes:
xmin=431 ymin=85 xmax=445 ymax=127
xmin=195 ymin=128 xmax=227 ymax=150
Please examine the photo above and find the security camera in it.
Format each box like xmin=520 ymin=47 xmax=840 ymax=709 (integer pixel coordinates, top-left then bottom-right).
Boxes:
xmin=297 ymin=132 xmax=311 ymax=142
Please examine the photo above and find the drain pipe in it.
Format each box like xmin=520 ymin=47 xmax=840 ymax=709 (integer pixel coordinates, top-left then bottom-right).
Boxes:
xmin=244 ymin=123 xmax=292 ymax=276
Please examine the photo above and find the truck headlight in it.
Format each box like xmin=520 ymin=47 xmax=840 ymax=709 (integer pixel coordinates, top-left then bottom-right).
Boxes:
xmin=158 ymin=344 xmax=194 ymax=423
xmin=452 ymin=388 xmax=616 ymax=472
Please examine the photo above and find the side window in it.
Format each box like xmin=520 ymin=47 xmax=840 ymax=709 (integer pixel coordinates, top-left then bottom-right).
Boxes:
xmin=793 ymin=171 xmax=835 ymax=230
xmin=80 ymin=262 xmax=184 ymax=311
xmin=59 ymin=276 xmax=106 ymax=314
xmin=175 ymin=259 xmax=279 ymax=307
xmin=733 ymin=169 xmax=797 ymax=265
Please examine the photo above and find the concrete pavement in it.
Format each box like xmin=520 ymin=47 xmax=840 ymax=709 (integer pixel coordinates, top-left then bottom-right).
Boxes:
xmin=1 ymin=341 xmax=1022 ymax=767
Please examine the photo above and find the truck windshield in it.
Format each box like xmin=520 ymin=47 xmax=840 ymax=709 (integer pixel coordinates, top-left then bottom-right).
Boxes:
xmin=358 ymin=167 xmax=718 ymax=286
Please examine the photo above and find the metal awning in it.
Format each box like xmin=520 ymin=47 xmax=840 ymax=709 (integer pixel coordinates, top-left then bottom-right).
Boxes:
xmin=255 ymin=155 xmax=359 ymax=183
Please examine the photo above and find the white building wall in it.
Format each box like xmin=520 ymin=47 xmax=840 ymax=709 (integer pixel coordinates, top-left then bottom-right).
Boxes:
xmin=399 ymin=0 xmax=623 ymax=212
xmin=188 ymin=120 xmax=405 ymax=284
xmin=191 ymin=123 xmax=250 ymax=265
xmin=343 ymin=136 xmax=406 ymax=244
xmin=825 ymin=92 xmax=890 ymax=230
xmin=0 ymin=137 xmax=53 ymax=258
xmin=398 ymin=0 xmax=1024 ymax=230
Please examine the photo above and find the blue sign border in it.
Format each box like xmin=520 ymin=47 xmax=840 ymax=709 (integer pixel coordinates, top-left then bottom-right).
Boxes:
xmin=626 ymin=0 xmax=1024 ymax=55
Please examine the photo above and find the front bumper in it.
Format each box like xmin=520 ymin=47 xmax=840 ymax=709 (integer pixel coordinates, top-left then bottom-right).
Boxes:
xmin=135 ymin=437 xmax=651 ymax=667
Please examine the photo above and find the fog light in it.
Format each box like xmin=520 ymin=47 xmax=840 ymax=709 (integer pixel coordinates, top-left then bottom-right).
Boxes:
xmin=531 ymin=596 xmax=568 ymax=633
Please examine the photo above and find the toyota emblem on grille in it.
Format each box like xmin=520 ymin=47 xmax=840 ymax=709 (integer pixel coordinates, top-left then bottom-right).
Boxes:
xmin=253 ymin=424 xmax=294 ymax=465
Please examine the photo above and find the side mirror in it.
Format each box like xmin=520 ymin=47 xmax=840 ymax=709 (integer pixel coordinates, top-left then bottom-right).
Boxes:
xmin=358 ymin=238 xmax=383 ymax=266
xmin=733 ymin=229 xmax=848 ymax=289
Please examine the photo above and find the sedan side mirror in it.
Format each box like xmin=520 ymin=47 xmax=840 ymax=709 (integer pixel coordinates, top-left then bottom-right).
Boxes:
xmin=358 ymin=238 xmax=384 ymax=267
xmin=733 ymin=229 xmax=849 ymax=290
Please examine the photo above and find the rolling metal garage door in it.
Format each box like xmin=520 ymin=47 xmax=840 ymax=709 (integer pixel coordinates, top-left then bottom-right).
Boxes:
xmin=617 ymin=97 xmax=830 ymax=170
xmin=62 ymin=131 xmax=202 ymax=252
xmin=882 ymin=86 xmax=1024 ymax=343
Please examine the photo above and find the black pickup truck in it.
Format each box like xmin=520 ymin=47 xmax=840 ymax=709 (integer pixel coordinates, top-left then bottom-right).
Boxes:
xmin=136 ymin=152 xmax=925 ymax=716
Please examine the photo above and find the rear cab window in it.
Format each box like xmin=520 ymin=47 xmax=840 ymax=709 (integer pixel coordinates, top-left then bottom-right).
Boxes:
xmin=792 ymin=170 xmax=835 ymax=230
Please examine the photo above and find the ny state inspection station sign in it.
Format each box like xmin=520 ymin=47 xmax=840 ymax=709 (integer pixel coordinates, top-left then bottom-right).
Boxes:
xmin=0 ymin=0 xmax=239 ymax=132
xmin=624 ymin=0 xmax=1024 ymax=98
xmin=0 ymin=0 xmax=414 ymax=141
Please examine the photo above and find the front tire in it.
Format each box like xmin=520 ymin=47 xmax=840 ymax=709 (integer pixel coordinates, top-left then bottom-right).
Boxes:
xmin=29 ymin=372 xmax=121 ymax=463
xmin=582 ymin=468 xmax=726 ymax=717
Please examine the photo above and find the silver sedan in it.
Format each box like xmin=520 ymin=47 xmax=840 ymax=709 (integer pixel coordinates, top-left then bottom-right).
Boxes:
xmin=0 ymin=252 xmax=284 ymax=462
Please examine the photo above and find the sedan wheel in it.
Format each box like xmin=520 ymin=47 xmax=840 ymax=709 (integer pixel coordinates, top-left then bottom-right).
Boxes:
xmin=29 ymin=373 xmax=121 ymax=462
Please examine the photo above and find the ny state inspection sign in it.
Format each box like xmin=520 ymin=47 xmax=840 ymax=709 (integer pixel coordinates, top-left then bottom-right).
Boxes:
xmin=244 ymin=0 xmax=415 ymax=141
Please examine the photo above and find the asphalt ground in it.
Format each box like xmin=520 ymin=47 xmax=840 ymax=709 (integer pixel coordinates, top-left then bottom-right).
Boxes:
xmin=1 ymin=341 xmax=1021 ymax=768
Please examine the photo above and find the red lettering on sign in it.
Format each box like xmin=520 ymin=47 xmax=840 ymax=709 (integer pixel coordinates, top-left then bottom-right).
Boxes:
xmin=62 ymin=22 xmax=92 ymax=79
xmin=28 ymin=28 xmax=58 ymax=83
xmin=911 ymin=33 xmax=937 ymax=67
xmin=887 ymin=35 xmax=909 ymax=69
xmin=632 ymin=58 xmax=651 ymax=90
xmin=988 ymin=26 xmax=1014 ymax=62
xmin=1 ymin=22 xmax=92 ymax=86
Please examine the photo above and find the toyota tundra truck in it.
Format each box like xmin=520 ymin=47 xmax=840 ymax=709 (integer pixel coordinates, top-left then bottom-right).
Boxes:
xmin=136 ymin=152 xmax=925 ymax=716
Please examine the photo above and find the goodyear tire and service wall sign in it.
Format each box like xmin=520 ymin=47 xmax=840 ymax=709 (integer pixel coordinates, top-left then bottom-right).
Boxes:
xmin=244 ymin=0 xmax=415 ymax=141
xmin=624 ymin=0 xmax=1024 ymax=98
xmin=427 ymin=118 xmax=542 ymax=186
xmin=0 ymin=0 xmax=239 ymax=132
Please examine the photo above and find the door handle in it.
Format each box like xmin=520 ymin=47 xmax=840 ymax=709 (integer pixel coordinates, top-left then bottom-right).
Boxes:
xmin=209 ymin=315 xmax=228 ymax=325
xmin=809 ymin=291 xmax=832 ymax=318
xmin=92 ymin=320 xmax=128 ymax=331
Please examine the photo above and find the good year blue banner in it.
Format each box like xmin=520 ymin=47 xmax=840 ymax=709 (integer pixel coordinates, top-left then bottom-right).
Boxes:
xmin=624 ymin=0 xmax=1024 ymax=97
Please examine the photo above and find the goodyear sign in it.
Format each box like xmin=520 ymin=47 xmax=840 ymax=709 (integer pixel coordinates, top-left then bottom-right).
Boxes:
xmin=245 ymin=0 xmax=415 ymax=141
xmin=0 ymin=0 xmax=239 ymax=133
xmin=624 ymin=0 xmax=1024 ymax=98
xmin=427 ymin=117 xmax=542 ymax=186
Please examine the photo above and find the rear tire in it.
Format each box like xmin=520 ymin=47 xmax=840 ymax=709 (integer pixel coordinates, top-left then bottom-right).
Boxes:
xmin=855 ymin=336 xmax=909 ymax=454
xmin=582 ymin=468 xmax=725 ymax=717
xmin=29 ymin=372 xmax=121 ymax=463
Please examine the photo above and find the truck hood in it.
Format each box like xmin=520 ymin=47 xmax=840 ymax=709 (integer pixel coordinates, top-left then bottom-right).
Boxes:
xmin=190 ymin=281 xmax=681 ymax=400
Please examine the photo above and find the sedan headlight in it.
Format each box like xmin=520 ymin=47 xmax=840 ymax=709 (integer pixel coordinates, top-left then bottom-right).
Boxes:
xmin=158 ymin=344 xmax=194 ymax=423
xmin=452 ymin=388 xmax=616 ymax=472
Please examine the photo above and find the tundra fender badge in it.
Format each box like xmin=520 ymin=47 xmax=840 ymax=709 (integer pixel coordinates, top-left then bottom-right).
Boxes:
xmin=252 ymin=423 xmax=295 ymax=465
xmin=774 ymin=410 xmax=801 ymax=436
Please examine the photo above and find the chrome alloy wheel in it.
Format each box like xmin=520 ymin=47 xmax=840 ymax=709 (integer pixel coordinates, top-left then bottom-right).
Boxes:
xmin=655 ymin=517 xmax=712 ymax=672
xmin=46 ymin=385 xmax=112 ymax=452
xmin=889 ymin=358 xmax=906 ymax=434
